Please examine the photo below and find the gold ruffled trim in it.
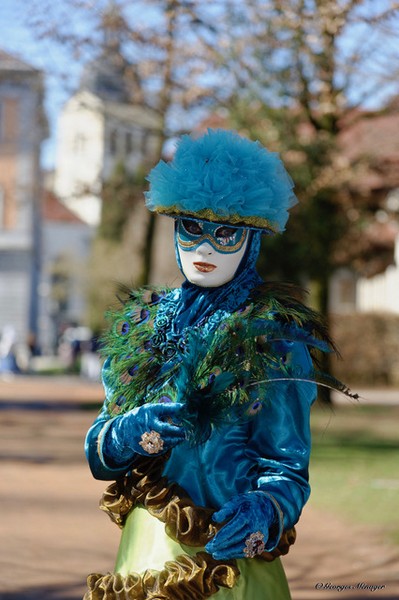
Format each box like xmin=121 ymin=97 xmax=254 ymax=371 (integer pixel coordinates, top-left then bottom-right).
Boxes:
xmin=99 ymin=453 xmax=217 ymax=547
xmin=86 ymin=454 xmax=296 ymax=599
xmin=85 ymin=552 xmax=239 ymax=600
xmin=153 ymin=205 xmax=278 ymax=233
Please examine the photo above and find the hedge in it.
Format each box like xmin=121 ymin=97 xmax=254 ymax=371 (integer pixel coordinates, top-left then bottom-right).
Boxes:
xmin=330 ymin=312 xmax=399 ymax=386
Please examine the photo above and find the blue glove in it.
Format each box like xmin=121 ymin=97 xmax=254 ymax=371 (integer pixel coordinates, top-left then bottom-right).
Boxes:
xmin=205 ymin=491 xmax=281 ymax=560
xmin=103 ymin=402 xmax=186 ymax=464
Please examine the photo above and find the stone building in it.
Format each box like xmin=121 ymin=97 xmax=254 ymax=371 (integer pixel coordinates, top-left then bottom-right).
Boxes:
xmin=0 ymin=49 xmax=47 ymax=351
xmin=53 ymin=49 xmax=161 ymax=227
xmin=51 ymin=44 xmax=179 ymax=319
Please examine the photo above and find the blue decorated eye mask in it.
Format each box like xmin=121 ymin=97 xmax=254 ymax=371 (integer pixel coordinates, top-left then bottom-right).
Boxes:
xmin=176 ymin=218 xmax=248 ymax=254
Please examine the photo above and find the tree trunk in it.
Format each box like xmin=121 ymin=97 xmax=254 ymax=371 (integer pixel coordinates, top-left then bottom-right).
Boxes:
xmin=139 ymin=0 xmax=177 ymax=285
xmin=138 ymin=212 xmax=157 ymax=286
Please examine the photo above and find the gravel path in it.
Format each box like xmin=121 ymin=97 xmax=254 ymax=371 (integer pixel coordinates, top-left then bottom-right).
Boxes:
xmin=0 ymin=375 xmax=398 ymax=599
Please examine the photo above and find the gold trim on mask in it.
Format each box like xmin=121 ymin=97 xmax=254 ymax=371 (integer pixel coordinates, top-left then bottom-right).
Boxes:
xmin=177 ymin=230 xmax=248 ymax=253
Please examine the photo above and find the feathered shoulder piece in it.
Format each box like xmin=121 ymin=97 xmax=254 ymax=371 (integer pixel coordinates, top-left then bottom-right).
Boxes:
xmin=100 ymin=287 xmax=181 ymax=417
xmin=248 ymin=281 xmax=335 ymax=354
xmin=174 ymin=282 xmax=357 ymax=442
xmin=99 ymin=282 xmax=356 ymax=442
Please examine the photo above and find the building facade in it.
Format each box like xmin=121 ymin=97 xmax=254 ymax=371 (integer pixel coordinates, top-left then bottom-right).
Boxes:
xmin=0 ymin=49 xmax=47 ymax=352
xmin=53 ymin=54 xmax=161 ymax=227
xmin=39 ymin=190 xmax=93 ymax=354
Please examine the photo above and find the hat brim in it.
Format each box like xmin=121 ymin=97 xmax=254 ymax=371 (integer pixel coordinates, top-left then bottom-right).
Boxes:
xmin=152 ymin=204 xmax=279 ymax=234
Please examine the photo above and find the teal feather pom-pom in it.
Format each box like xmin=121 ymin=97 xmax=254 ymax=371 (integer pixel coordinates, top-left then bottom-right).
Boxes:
xmin=145 ymin=129 xmax=298 ymax=233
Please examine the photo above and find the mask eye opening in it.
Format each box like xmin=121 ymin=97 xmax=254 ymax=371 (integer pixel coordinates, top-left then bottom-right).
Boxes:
xmin=215 ymin=225 xmax=239 ymax=239
xmin=181 ymin=218 xmax=203 ymax=236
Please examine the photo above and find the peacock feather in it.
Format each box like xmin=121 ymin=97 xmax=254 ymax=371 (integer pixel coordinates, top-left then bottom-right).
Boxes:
xmin=100 ymin=287 xmax=181 ymax=416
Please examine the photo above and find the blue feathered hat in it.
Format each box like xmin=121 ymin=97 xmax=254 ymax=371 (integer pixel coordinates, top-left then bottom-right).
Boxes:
xmin=145 ymin=129 xmax=297 ymax=233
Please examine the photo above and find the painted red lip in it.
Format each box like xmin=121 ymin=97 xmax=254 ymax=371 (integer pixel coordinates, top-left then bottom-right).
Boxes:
xmin=193 ymin=262 xmax=217 ymax=273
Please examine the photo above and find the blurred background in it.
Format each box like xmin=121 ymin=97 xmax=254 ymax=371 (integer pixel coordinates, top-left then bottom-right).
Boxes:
xmin=1 ymin=0 xmax=399 ymax=383
xmin=0 ymin=1 xmax=398 ymax=599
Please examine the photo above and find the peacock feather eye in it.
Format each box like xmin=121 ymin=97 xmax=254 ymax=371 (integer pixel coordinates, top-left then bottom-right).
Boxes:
xmin=116 ymin=395 xmax=126 ymax=406
xmin=128 ymin=364 xmax=138 ymax=376
xmin=247 ymin=400 xmax=263 ymax=416
xmin=108 ymin=395 xmax=126 ymax=415
xmin=208 ymin=366 xmax=222 ymax=384
xmin=115 ymin=320 xmax=131 ymax=336
xmin=108 ymin=402 xmax=121 ymax=415
xmin=237 ymin=304 xmax=253 ymax=317
xmin=158 ymin=395 xmax=172 ymax=403
xmin=140 ymin=308 xmax=150 ymax=322
xmin=120 ymin=371 xmax=133 ymax=385
xmin=198 ymin=377 xmax=208 ymax=390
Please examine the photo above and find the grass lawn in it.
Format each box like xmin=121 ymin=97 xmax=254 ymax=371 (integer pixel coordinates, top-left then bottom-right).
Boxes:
xmin=309 ymin=401 xmax=399 ymax=545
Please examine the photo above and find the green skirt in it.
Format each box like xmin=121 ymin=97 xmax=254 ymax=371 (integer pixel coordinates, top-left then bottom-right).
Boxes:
xmin=115 ymin=506 xmax=292 ymax=600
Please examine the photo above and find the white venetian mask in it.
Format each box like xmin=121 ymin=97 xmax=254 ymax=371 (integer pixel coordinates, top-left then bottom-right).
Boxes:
xmin=176 ymin=218 xmax=249 ymax=287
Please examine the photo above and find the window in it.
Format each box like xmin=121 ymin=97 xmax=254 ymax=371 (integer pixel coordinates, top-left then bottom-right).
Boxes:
xmin=109 ymin=129 xmax=118 ymax=155
xmin=141 ymin=131 xmax=151 ymax=157
xmin=0 ymin=97 xmax=19 ymax=143
xmin=125 ymin=131 xmax=132 ymax=155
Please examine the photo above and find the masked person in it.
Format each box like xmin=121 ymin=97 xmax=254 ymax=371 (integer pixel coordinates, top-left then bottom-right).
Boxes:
xmin=84 ymin=129 xmax=345 ymax=600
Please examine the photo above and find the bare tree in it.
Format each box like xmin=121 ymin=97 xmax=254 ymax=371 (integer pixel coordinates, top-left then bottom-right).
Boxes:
xmin=27 ymin=0 xmax=250 ymax=286
xmin=207 ymin=1 xmax=399 ymax=299
xmin=26 ymin=0 xmax=399 ymax=307
xmin=198 ymin=0 xmax=399 ymax=402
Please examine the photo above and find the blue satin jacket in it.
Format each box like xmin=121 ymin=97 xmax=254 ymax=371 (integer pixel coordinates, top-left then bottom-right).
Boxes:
xmin=85 ymin=314 xmax=316 ymax=533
